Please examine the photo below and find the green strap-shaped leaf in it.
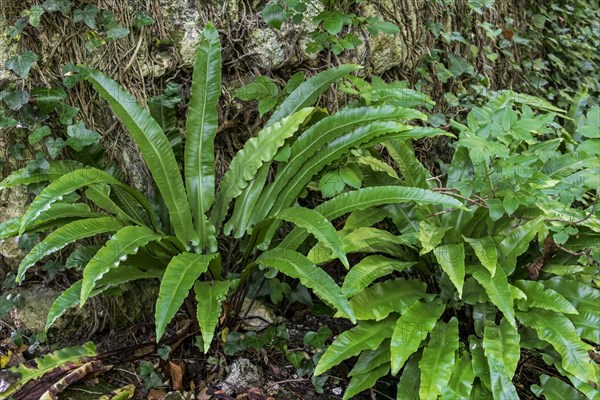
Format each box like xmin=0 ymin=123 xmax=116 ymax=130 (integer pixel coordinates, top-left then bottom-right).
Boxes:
xmin=542 ymin=277 xmax=600 ymax=343
xmin=266 ymin=64 xmax=360 ymax=127
xmin=156 ymin=252 xmax=218 ymax=341
xmin=257 ymin=248 xmax=354 ymax=322
xmin=194 ymin=280 xmax=230 ymax=353
xmin=226 ymin=65 xmax=360 ymax=236
xmin=1 ymin=203 xmax=97 ymax=240
xmin=419 ymin=318 xmax=459 ymax=399
xmin=433 ymin=243 xmax=466 ymax=298
xmin=266 ymin=121 xmax=417 ymax=221
xmin=4 ymin=342 xmax=96 ymax=398
xmin=384 ymin=139 xmax=432 ymax=189
xmin=470 ymin=265 xmax=516 ymax=327
xmin=210 ymin=108 xmax=314 ymax=229
xmin=470 ymin=335 xmax=492 ymax=393
xmin=0 ymin=160 xmax=83 ymax=189
xmin=46 ymin=281 xmax=82 ymax=332
xmin=252 ymin=106 xmax=427 ymax=225
xmin=18 ymin=168 xmax=156 ymax=234
xmin=18 ymin=168 xmax=118 ymax=233
xmin=17 ymin=217 xmax=124 ymax=282
xmin=390 ymin=299 xmax=445 ymax=375
xmin=347 ymin=278 xmax=432 ymax=321
xmin=531 ymin=374 xmax=589 ymax=400
xmin=225 ymin=164 xmax=270 ymax=238
xmin=82 ymin=68 xmax=197 ymax=246
xmin=308 ymin=227 xmax=414 ymax=265
xmin=349 ymin=341 xmax=390 ymax=376
xmin=396 ymin=353 xmax=421 ymax=399
xmin=81 ymin=226 xmax=162 ymax=304
xmin=463 ymin=236 xmax=497 ymax=276
xmin=46 ymin=267 xmax=163 ymax=331
xmin=184 ymin=23 xmax=221 ymax=250
xmin=514 ymin=280 xmax=578 ymax=314
xmin=85 ymin=184 xmax=138 ymax=225
xmin=444 ymin=353 xmax=475 ymax=399
xmin=17 ymin=217 xmax=123 ymax=282
xmin=280 ymin=186 xmax=462 ymax=251
xmin=344 ymin=208 xmax=387 ymax=230
xmin=517 ymin=310 xmax=596 ymax=384
xmin=342 ymin=255 xmax=414 ymax=298
xmin=344 ymin=363 xmax=390 ymax=400
xmin=274 ymin=207 xmax=348 ymax=267
xmin=419 ymin=221 xmax=450 ymax=255
xmin=314 ymin=316 xmax=396 ymax=376
xmin=483 ymin=319 xmax=520 ymax=399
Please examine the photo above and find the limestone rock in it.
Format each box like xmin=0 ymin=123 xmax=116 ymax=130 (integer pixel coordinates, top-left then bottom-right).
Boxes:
xmin=220 ymin=358 xmax=264 ymax=395
xmin=0 ymin=131 xmax=29 ymax=271
xmin=163 ymin=392 xmax=185 ymax=400
xmin=240 ymin=298 xmax=277 ymax=331
xmin=246 ymin=28 xmax=286 ymax=70
xmin=6 ymin=281 xmax=158 ymax=340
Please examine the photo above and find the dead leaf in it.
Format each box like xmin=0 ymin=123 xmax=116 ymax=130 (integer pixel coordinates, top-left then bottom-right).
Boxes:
xmin=169 ymin=361 xmax=184 ymax=391
xmin=197 ymin=387 xmax=212 ymax=400
xmin=147 ymin=388 xmax=167 ymax=400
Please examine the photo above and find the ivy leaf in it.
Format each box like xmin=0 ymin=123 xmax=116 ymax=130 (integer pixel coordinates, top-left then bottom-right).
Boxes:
xmin=23 ymin=5 xmax=45 ymax=28
xmin=9 ymin=144 xmax=25 ymax=161
xmin=106 ymin=27 xmax=130 ymax=40
xmin=42 ymin=0 xmax=72 ymax=15
xmin=29 ymin=125 xmax=52 ymax=144
xmin=5 ymin=51 xmax=38 ymax=79
xmin=43 ymin=261 xmax=65 ymax=281
xmin=262 ymin=1 xmax=287 ymax=30
xmin=55 ymin=103 xmax=79 ymax=125
xmin=44 ymin=137 xmax=67 ymax=159
xmin=26 ymin=151 xmax=51 ymax=173
xmin=73 ymin=4 xmax=99 ymax=29
xmin=304 ymin=326 xmax=332 ymax=349
xmin=448 ymin=53 xmax=475 ymax=77
xmin=0 ymin=110 xmax=17 ymax=128
xmin=62 ymin=64 xmax=85 ymax=89
xmin=31 ymin=87 xmax=67 ymax=114
xmin=134 ymin=11 xmax=155 ymax=27
xmin=66 ymin=121 xmax=101 ymax=151
xmin=0 ymin=89 xmax=29 ymax=111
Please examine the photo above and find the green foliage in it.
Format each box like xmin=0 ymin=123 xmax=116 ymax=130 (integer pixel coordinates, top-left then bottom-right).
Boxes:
xmin=262 ymin=0 xmax=399 ymax=55
xmin=0 ymin=23 xmax=454 ymax=362
xmin=309 ymin=91 xmax=599 ymax=398
xmin=519 ymin=0 xmax=600 ymax=108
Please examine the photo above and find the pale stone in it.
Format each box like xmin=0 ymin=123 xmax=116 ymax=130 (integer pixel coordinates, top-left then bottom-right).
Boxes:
xmin=220 ymin=358 xmax=264 ymax=395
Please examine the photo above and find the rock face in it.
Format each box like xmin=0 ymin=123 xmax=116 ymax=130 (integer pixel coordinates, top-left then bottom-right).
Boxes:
xmin=220 ymin=358 xmax=264 ymax=395
xmin=6 ymin=281 xmax=159 ymax=340
xmin=0 ymin=131 xmax=28 ymax=272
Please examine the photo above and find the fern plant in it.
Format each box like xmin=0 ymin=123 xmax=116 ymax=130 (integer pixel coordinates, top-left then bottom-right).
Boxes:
xmin=0 ymin=23 xmax=461 ymax=352
xmin=296 ymin=92 xmax=600 ymax=398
